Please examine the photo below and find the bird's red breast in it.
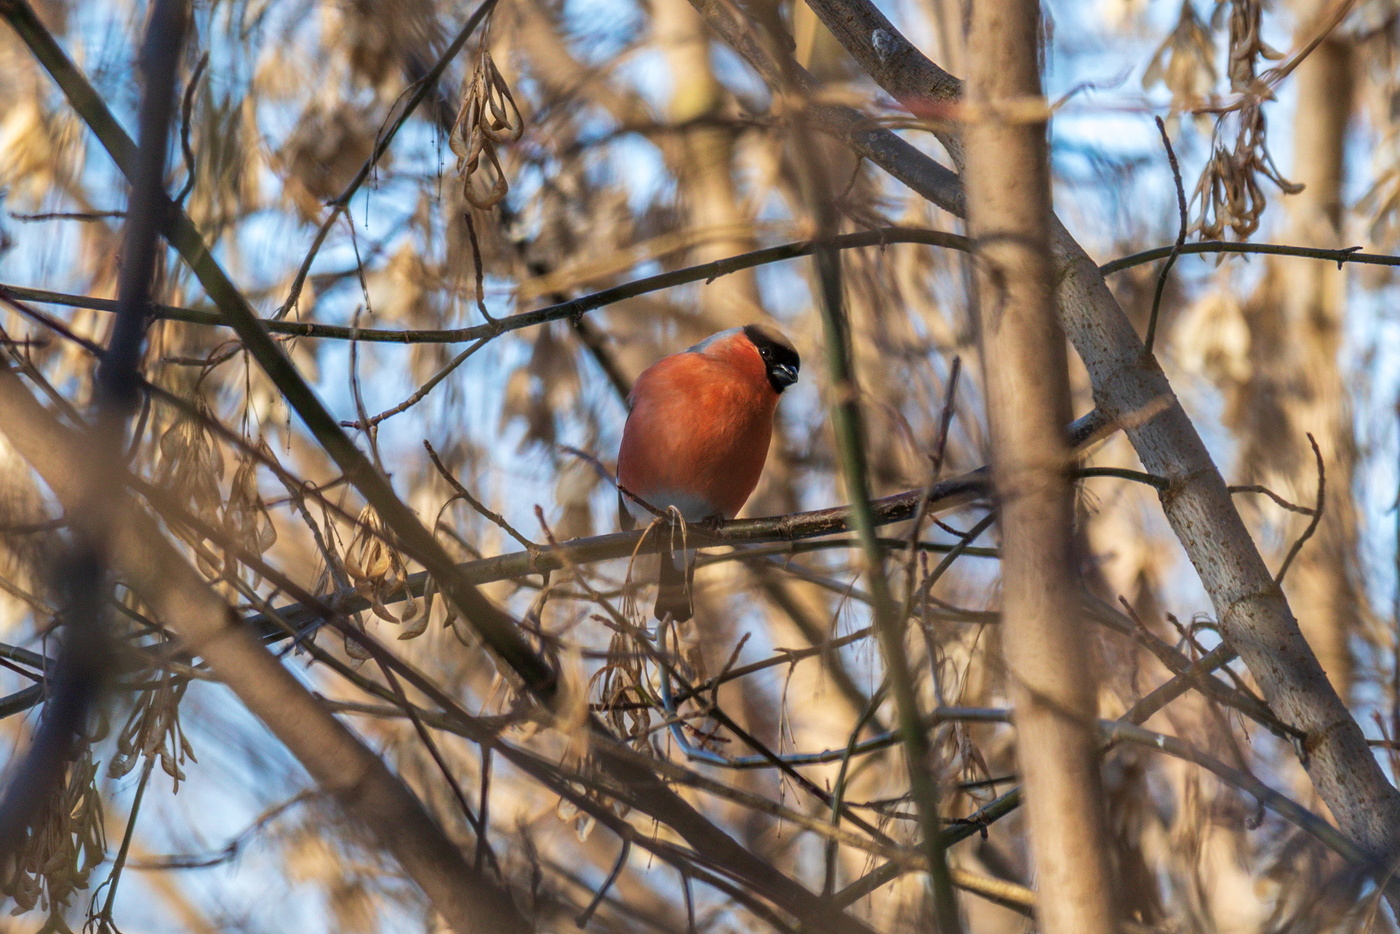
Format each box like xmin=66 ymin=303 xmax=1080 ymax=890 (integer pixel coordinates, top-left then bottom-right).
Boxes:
xmin=617 ymin=327 xmax=786 ymax=525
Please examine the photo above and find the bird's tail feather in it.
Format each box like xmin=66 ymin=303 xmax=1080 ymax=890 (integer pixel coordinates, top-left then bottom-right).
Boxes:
xmin=654 ymin=550 xmax=692 ymax=622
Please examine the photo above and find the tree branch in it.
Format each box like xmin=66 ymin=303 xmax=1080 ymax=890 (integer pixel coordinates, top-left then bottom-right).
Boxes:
xmin=0 ymin=8 xmax=886 ymax=929
xmin=4 ymin=238 xmax=1392 ymax=346
xmin=0 ymin=365 xmax=530 ymax=934
xmin=695 ymin=0 xmax=1400 ymax=891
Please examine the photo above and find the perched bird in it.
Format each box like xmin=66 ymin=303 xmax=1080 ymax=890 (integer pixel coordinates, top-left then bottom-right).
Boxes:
xmin=617 ymin=324 xmax=800 ymax=621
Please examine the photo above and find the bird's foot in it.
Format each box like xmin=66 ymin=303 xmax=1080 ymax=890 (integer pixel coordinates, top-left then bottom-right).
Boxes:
xmin=695 ymin=514 xmax=725 ymax=535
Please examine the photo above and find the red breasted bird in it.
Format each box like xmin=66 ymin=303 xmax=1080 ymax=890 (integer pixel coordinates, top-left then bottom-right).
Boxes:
xmin=617 ymin=324 xmax=800 ymax=621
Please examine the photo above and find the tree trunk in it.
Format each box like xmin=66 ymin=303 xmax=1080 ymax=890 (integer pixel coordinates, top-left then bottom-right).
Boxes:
xmin=963 ymin=4 xmax=1120 ymax=933
xmin=654 ymin=0 xmax=761 ymax=320
xmin=1241 ymin=14 xmax=1360 ymax=697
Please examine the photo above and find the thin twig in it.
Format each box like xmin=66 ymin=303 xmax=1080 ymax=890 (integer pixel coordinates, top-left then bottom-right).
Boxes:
xmin=1079 ymin=465 xmax=1171 ymax=490
xmin=1276 ymin=433 xmax=1326 ymax=585
xmin=341 ymin=337 xmax=488 ymax=429
xmin=1097 ymin=239 xmax=1391 ymax=276
xmin=276 ymin=0 xmax=502 ymax=318
xmin=376 ymin=662 xmax=502 ymax=879
xmin=576 ymin=839 xmax=630 ymax=929
xmin=424 ymin=440 xmax=537 ymax=552
xmin=10 ymin=229 xmax=974 ymax=340
xmin=9 ymin=210 xmax=125 ymax=222
xmin=901 ymin=356 xmax=962 ymax=615
xmin=1145 ymin=116 xmax=1187 ymax=352
xmin=90 ymin=730 xmax=157 ymax=928
xmin=1228 ymin=483 xmax=1317 ymax=516
xmin=173 ymin=50 xmax=208 ymax=206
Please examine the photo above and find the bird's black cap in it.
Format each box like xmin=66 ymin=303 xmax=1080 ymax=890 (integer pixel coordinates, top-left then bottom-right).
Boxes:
xmin=743 ymin=324 xmax=801 ymax=394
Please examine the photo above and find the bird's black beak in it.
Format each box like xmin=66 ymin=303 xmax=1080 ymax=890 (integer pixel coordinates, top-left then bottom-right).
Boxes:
xmin=771 ymin=363 xmax=799 ymax=389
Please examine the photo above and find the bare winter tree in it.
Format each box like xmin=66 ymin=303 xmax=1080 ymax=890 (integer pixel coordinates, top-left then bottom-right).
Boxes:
xmin=1 ymin=0 xmax=1399 ymax=932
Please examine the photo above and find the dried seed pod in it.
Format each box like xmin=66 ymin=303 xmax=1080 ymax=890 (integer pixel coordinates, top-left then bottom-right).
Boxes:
xmin=449 ymin=51 xmax=524 ymax=209
xmin=1143 ymin=2 xmax=1218 ymax=111
xmin=156 ymin=399 xmax=226 ymax=521
xmin=1192 ymin=103 xmax=1302 ymax=239
xmin=224 ymin=448 xmax=278 ymax=564
xmin=0 ymin=751 xmax=105 ymax=918
xmin=342 ymin=505 xmax=423 ymax=655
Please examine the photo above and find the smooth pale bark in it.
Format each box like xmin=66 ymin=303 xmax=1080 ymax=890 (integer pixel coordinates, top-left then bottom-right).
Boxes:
xmin=1252 ymin=16 xmax=1360 ymax=696
xmin=962 ymin=4 xmax=1119 ymax=933
xmin=0 ymin=367 xmax=528 ymax=934
xmin=655 ymin=0 xmax=761 ymax=317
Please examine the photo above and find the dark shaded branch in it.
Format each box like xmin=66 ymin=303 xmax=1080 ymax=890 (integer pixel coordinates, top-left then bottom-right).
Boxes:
xmin=1096 ymin=239 xmax=1387 ymax=275
xmin=1 ymin=229 xmax=974 ymax=343
xmin=0 ymin=0 xmax=188 ymax=859
xmin=0 ymin=362 xmax=530 ymax=934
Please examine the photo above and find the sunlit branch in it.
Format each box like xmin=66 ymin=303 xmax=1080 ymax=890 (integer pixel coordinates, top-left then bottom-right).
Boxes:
xmin=1 ymin=229 xmax=972 ymax=343
xmin=5 ymin=237 xmax=1395 ymax=347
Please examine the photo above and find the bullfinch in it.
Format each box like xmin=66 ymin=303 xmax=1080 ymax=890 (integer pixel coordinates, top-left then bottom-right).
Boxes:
xmin=617 ymin=324 xmax=800 ymax=621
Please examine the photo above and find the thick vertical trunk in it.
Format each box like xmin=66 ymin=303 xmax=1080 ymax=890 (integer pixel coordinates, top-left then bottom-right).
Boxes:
xmin=1258 ymin=23 xmax=1359 ymax=697
xmin=963 ymin=4 xmax=1119 ymax=933
xmin=654 ymin=0 xmax=760 ymax=318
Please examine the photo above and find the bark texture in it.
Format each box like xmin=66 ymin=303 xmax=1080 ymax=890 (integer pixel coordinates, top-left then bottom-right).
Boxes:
xmin=963 ymin=4 xmax=1120 ymax=932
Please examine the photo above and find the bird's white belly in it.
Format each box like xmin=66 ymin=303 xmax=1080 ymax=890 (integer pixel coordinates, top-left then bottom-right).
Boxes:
xmin=622 ymin=487 xmax=720 ymax=525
